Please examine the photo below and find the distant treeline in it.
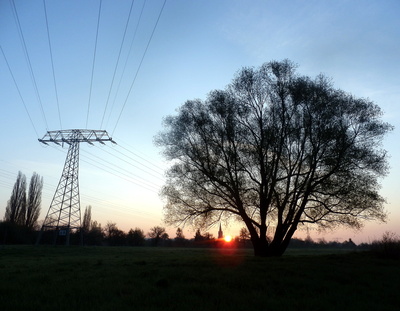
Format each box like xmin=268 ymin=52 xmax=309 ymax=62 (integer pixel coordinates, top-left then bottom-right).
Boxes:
xmin=0 ymin=220 xmax=372 ymax=250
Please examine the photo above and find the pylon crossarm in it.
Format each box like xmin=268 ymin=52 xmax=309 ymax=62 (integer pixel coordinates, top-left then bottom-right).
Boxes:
xmin=38 ymin=129 xmax=115 ymax=145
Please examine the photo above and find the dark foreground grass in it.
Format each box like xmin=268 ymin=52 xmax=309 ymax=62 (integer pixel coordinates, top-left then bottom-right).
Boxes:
xmin=0 ymin=246 xmax=399 ymax=311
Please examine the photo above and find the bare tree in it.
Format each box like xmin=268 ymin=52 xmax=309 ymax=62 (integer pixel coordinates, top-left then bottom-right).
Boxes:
xmin=156 ymin=60 xmax=392 ymax=256
xmin=4 ymin=171 xmax=27 ymax=225
xmin=238 ymin=227 xmax=250 ymax=243
xmin=25 ymin=172 xmax=43 ymax=229
xmin=148 ymin=226 xmax=167 ymax=246
xmin=104 ymin=221 xmax=125 ymax=246
xmin=105 ymin=221 xmax=118 ymax=239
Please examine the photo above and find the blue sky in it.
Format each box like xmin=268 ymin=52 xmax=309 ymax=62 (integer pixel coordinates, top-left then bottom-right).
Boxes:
xmin=1 ymin=0 xmax=399 ymax=242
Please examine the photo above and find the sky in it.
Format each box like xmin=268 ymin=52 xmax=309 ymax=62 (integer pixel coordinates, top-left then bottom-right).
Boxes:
xmin=1 ymin=0 xmax=399 ymax=243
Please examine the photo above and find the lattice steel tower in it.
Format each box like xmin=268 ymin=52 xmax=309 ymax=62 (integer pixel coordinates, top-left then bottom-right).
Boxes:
xmin=36 ymin=129 xmax=115 ymax=245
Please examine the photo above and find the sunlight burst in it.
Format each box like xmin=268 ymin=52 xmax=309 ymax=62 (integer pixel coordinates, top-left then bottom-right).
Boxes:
xmin=224 ymin=235 xmax=232 ymax=242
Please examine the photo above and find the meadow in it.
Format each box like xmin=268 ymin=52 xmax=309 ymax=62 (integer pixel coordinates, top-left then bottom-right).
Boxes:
xmin=0 ymin=246 xmax=399 ymax=311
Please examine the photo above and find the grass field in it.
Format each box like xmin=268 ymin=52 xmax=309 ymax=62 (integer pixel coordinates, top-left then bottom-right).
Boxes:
xmin=0 ymin=246 xmax=399 ymax=311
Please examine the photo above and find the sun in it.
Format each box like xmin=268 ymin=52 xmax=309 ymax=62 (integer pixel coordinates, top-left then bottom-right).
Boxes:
xmin=224 ymin=235 xmax=232 ymax=242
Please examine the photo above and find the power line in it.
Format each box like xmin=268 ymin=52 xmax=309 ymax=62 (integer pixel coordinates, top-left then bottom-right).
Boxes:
xmin=86 ymin=0 xmax=103 ymax=129
xmin=105 ymin=144 xmax=165 ymax=177
xmin=0 ymin=150 xmax=163 ymax=226
xmin=0 ymin=167 xmax=159 ymax=224
xmin=48 ymin=144 xmax=161 ymax=193
xmin=100 ymin=0 xmax=136 ymax=129
xmin=1 ymin=159 xmax=159 ymax=221
xmin=79 ymin=196 xmax=161 ymax=222
xmin=43 ymin=0 xmax=62 ymax=129
xmin=105 ymin=0 xmax=147 ymax=130
xmin=115 ymin=139 xmax=166 ymax=173
xmin=114 ymin=135 xmax=167 ymax=171
xmin=112 ymin=0 xmax=167 ymax=136
xmin=2 ymin=1 xmax=171 ymax=225
xmin=80 ymin=148 xmax=161 ymax=192
xmin=10 ymin=0 xmax=49 ymax=131
xmin=1 ymin=45 xmax=40 ymax=138
xmin=96 ymin=145 xmax=164 ymax=181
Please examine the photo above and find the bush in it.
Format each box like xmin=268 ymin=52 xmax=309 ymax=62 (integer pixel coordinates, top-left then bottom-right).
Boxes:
xmin=370 ymin=231 xmax=400 ymax=259
xmin=0 ymin=221 xmax=37 ymax=244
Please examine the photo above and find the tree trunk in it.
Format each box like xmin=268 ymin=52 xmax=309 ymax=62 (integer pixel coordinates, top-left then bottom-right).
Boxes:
xmin=252 ymin=240 xmax=288 ymax=257
xmin=266 ymin=243 xmax=286 ymax=257
xmin=252 ymin=238 xmax=269 ymax=257
xmin=252 ymin=235 xmax=290 ymax=257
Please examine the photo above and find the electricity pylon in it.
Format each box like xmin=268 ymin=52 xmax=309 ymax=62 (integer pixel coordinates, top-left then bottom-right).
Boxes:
xmin=36 ymin=129 xmax=116 ymax=245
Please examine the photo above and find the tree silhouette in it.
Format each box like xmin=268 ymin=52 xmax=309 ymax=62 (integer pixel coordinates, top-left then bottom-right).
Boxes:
xmin=127 ymin=227 xmax=145 ymax=246
xmin=25 ymin=172 xmax=43 ymax=229
xmin=105 ymin=221 xmax=125 ymax=246
xmin=157 ymin=60 xmax=392 ymax=257
xmin=4 ymin=171 xmax=27 ymax=225
xmin=173 ymin=227 xmax=186 ymax=246
xmin=238 ymin=227 xmax=250 ymax=244
xmin=86 ymin=220 xmax=104 ymax=245
xmin=82 ymin=205 xmax=92 ymax=233
xmin=4 ymin=171 xmax=43 ymax=229
xmin=194 ymin=229 xmax=204 ymax=242
xmin=148 ymin=226 xmax=167 ymax=246
xmin=175 ymin=227 xmax=185 ymax=239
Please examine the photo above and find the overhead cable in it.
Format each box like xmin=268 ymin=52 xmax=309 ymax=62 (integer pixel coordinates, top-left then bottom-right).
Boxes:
xmin=80 ymin=148 xmax=161 ymax=191
xmin=116 ymin=140 xmax=166 ymax=173
xmin=48 ymin=143 xmax=161 ymax=193
xmin=100 ymin=0 xmax=136 ymax=129
xmin=106 ymin=144 xmax=165 ymax=176
xmin=86 ymin=0 xmax=103 ymax=129
xmin=105 ymin=0 xmax=147 ymax=130
xmin=112 ymin=0 xmax=167 ymax=136
xmin=114 ymin=135 xmax=167 ymax=172
xmin=1 ymin=46 xmax=40 ymax=138
xmin=43 ymin=0 xmax=62 ymax=129
xmin=10 ymin=0 xmax=49 ymax=131
xmin=96 ymin=145 xmax=164 ymax=180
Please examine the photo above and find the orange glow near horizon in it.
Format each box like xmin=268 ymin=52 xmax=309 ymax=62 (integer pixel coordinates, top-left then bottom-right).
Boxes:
xmin=224 ymin=235 xmax=232 ymax=242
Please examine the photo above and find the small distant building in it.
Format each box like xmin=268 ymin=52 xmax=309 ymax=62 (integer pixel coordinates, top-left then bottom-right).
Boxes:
xmin=218 ymin=224 xmax=223 ymax=239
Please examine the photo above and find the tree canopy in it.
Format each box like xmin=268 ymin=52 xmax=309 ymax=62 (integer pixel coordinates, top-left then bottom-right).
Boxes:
xmin=156 ymin=60 xmax=392 ymax=257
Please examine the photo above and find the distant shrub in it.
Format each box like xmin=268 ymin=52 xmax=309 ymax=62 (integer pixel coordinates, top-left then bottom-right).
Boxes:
xmin=370 ymin=231 xmax=400 ymax=259
xmin=0 ymin=221 xmax=37 ymax=244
